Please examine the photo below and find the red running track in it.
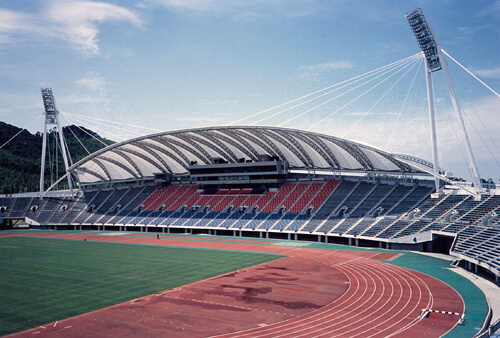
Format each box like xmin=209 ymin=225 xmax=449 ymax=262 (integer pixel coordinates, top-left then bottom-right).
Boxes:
xmin=4 ymin=232 xmax=464 ymax=338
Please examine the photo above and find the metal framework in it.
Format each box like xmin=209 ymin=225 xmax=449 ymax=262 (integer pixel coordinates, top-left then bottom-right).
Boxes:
xmin=40 ymin=88 xmax=73 ymax=195
xmin=406 ymin=8 xmax=483 ymax=195
xmin=67 ymin=126 xmax=429 ymax=185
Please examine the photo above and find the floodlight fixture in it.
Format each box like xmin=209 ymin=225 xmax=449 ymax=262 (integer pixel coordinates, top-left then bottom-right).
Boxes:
xmin=405 ymin=8 xmax=442 ymax=72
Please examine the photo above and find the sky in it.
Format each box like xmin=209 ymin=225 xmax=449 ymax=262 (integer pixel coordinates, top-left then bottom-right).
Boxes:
xmin=0 ymin=0 xmax=499 ymax=181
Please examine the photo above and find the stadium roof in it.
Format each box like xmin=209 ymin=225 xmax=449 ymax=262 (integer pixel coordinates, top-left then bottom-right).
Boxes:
xmin=68 ymin=126 xmax=432 ymax=185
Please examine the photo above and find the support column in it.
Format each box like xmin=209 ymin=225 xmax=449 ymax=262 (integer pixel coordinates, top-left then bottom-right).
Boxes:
xmin=318 ymin=235 xmax=322 ymax=243
xmin=349 ymin=238 xmax=352 ymax=246
xmin=425 ymin=57 xmax=441 ymax=192
xmin=266 ymin=232 xmax=269 ymax=239
xmin=287 ymin=233 xmax=291 ymax=240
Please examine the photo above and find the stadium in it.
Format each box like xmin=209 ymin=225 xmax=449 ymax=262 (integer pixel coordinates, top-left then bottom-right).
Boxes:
xmin=1 ymin=7 xmax=499 ymax=338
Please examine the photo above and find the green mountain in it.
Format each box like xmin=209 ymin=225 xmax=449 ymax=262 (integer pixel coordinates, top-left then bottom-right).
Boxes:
xmin=0 ymin=121 xmax=114 ymax=194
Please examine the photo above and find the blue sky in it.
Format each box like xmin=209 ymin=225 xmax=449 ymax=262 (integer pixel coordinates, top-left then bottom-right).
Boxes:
xmin=0 ymin=0 xmax=499 ymax=180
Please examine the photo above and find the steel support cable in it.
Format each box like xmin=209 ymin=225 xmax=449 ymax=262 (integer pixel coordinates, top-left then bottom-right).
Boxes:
xmin=434 ymin=71 xmax=471 ymax=179
xmin=467 ymin=102 xmax=500 ymax=160
xmin=227 ymin=52 xmax=422 ymax=126
xmin=385 ymin=57 xmax=424 ymax=149
xmin=342 ymin=56 xmax=423 ymax=138
xmin=279 ymin=56 xmax=420 ymax=128
xmin=63 ymin=114 xmax=127 ymax=142
xmin=0 ymin=113 xmax=43 ymax=149
xmin=60 ymin=114 xmax=110 ymax=147
xmin=251 ymin=54 xmax=421 ymax=126
xmin=63 ymin=112 xmax=145 ymax=138
xmin=67 ymin=125 xmax=91 ymax=155
xmin=63 ymin=111 xmax=165 ymax=133
xmin=283 ymin=56 xmax=419 ymax=130
xmin=463 ymin=105 xmax=500 ymax=170
xmin=442 ymin=49 xmax=500 ymax=99
xmin=306 ymin=57 xmax=420 ymax=131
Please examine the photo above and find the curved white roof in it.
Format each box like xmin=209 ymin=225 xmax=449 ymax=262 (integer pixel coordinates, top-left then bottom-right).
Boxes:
xmin=69 ymin=126 xmax=431 ymax=184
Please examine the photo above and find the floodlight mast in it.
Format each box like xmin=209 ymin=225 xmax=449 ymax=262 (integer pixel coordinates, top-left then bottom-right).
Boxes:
xmin=40 ymin=88 xmax=74 ymax=196
xmin=405 ymin=8 xmax=483 ymax=196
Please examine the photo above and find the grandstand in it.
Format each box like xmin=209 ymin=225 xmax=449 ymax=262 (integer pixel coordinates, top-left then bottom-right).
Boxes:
xmin=1 ymin=125 xmax=499 ymax=284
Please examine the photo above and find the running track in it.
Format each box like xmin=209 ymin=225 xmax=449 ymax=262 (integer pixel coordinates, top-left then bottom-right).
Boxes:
xmin=4 ymin=232 xmax=464 ymax=337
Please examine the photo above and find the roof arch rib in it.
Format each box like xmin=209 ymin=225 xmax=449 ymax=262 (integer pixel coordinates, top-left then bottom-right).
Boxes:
xmin=76 ymin=167 xmax=108 ymax=182
xmin=100 ymin=155 xmax=140 ymax=179
xmin=185 ymin=133 xmax=236 ymax=163
xmin=140 ymin=141 xmax=188 ymax=171
xmin=197 ymin=131 xmax=239 ymax=163
xmin=244 ymin=129 xmax=286 ymax=161
xmin=380 ymin=152 xmax=413 ymax=172
xmin=229 ymin=129 xmax=280 ymax=160
xmin=218 ymin=129 xmax=259 ymax=161
xmin=93 ymin=159 xmax=112 ymax=181
xmin=329 ymin=138 xmax=374 ymax=170
xmin=162 ymin=137 xmax=211 ymax=164
xmin=209 ymin=131 xmax=258 ymax=162
xmin=112 ymin=150 xmax=144 ymax=178
xmin=171 ymin=134 xmax=212 ymax=164
xmin=269 ymin=129 xmax=314 ymax=167
xmin=135 ymin=141 xmax=173 ymax=174
xmin=294 ymin=133 xmax=339 ymax=169
xmin=152 ymin=137 xmax=193 ymax=166
xmin=118 ymin=147 xmax=168 ymax=174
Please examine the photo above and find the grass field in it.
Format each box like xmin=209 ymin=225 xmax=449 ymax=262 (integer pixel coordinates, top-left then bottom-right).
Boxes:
xmin=0 ymin=236 xmax=281 ymax=336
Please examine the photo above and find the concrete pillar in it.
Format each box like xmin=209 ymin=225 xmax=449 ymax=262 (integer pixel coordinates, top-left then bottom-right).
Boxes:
xmin=474 ymin=263 xmax=478 ymax=274
xmin=318 ymin=235 xmax=322 ymax=243
xmin=239 ymin=231 xmax=242 ymax=237
xmin=294 ymin=233 xmax=297 ymax=241
xmin=355 ymin=238 xmax=359 ymax=247
xmin=325 ymin=236 xmax=328 ymax=243
xmin=379 ymin=241 xmax=383 ymax=248
xmin=287 ymin=233 xmax=291 ymax=240
xmin=74 ymin=225 xmax=76 ymax=231
xmin=162 ymin=227 xmax=165 ymax=233
xmin=259 ymin=232 xmax=263 ymax=239
xmin=140 ymin=227 xmax=143 ymax=233
xmin=348 ymin=238 xmax=352 ymax=246
xmin=167 ymin=227 xmax=170 ymax=234
xmin=103 ymin=225 xmax=105 ymax=231
xmin=233 ymin=230 xmax=236 ymax=237
xmin=266 ymin=232 xmax=269 ymax=239
xmin=55 ymin=225 xmax=58 ymax=230
xmin=214 ymin=230 xmax=217 ymax=236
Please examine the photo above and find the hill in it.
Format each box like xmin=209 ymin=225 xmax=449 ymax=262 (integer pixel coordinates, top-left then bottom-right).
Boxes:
xmin=0 ymin=121 xmax=114 ymax=194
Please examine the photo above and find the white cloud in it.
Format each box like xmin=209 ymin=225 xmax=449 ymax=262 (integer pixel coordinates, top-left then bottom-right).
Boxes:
xmin=0 ymin=2 xmax=142 ymax=57
xmin=474 ymin=67 xmax=500 ymax=79
xmin=44 ymin=1 xmax=142 ymax=56
xmin=146 ymin=0 xmax=318 ymax=20
xmin=298 ymin=61 xmax=354 ymax=79
xmin=75 ymin=71 xmax=106 ymax=90
xmin=0 ymin=8 xmax=32 ymax=32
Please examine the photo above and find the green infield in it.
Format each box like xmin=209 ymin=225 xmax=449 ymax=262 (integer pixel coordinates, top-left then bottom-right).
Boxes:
xmin=0 ymin=236 xmax=281 ymax=336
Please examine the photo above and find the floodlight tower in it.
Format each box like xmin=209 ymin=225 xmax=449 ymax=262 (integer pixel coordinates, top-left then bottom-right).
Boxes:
xmin=405 ymin=8 xmax=483 ymax=195
xmin=40 ymin=88 xmax=74 ymax=195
